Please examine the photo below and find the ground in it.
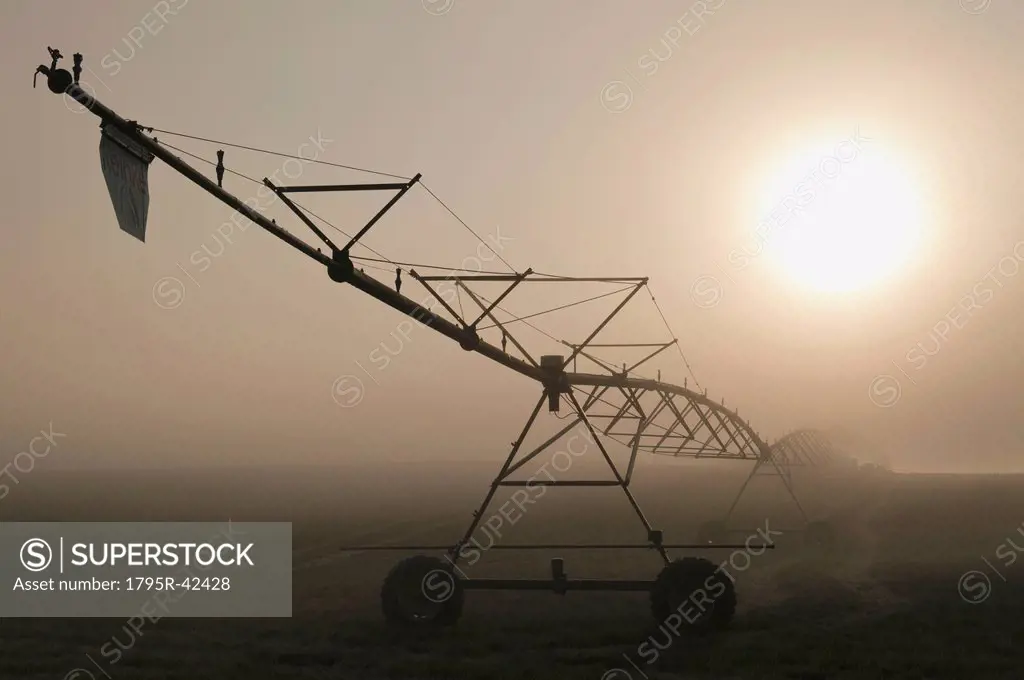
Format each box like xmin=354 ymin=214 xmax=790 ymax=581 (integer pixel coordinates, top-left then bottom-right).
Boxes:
xmin=0 ymin=462 xmax=1021 ymax=679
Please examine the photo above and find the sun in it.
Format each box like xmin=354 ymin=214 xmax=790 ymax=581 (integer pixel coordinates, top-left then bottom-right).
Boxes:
xmin=751 ymin=136 xmax=925 ymax=293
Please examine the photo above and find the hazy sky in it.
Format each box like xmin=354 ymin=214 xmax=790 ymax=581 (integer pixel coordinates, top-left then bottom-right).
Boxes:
xmin=3 ymin=0 xmax=1024 ymax=473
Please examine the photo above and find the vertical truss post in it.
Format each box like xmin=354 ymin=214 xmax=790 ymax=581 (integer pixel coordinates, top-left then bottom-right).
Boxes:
xmin=566 ymin=390 xmax=670 ymax=565
xmin=624 ymin=414 xmax=644 ymax=485
xmin=723 ymin=441 xmax=808 ymax=526
xmin=561 ymin=281 xmax=647 ymax=370
xmin=456 ymin=279 xmax=538 ymax=367
xmin=263 ymin=178 xmax=340 ymax=251
xmin=409 ymin=270 xmax=469 ymax=327
xmin=772 ymin=455 xmax=808 ymax=522
xmin=449 ymin=393 xmax=548 ymax=567
xmin=722 ymin=456 xmax=765 ymax=524
xmin=468 ymin=269 xmax=532 ymax=329
xmin=341 ymin=173 xmax=421 ymax=253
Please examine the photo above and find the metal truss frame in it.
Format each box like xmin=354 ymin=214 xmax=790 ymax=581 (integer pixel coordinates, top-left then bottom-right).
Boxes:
xmin=37 ymin=48 xmax=817 ymax=590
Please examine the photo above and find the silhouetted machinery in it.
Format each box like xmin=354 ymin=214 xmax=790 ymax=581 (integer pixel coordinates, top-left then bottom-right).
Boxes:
xmin=35 ymin=48 xmax=853 ymax=633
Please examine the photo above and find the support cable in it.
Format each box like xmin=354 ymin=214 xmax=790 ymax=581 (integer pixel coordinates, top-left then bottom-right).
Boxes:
xmin=157 ymin=139 xmax=399 ymax=266
xmin=477 ymin=285 xmax=636 ymax=331
xmin=146 ymin=127 xmax=410 ymax=180
xmin=153 ymin=130 xmax=519 ymax=279
xmin=647 ymin=287 xmax=702 ymax=392
xmin=418 ymin=183 xmax=517 ymax=273
xmin=350 ymin=255 xmax=509 ymax=276
xmin=155 ymin=128 xmax=699 ymax=394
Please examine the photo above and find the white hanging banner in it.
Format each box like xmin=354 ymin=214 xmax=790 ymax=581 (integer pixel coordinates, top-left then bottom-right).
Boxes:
xmin=99 ymin=124 xmax=154 ymax=242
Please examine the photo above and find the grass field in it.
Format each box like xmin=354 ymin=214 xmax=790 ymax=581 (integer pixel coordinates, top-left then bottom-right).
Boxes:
xmin=1 ymin=461 xmax=1021 ymax=679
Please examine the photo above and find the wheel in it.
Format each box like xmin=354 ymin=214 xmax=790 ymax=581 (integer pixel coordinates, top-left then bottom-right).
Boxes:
xmin=696 ymin=520 xmax=728 ymax=545
xmin=650 ymin=557 xmax=736 ymax=634
xmin=381 ymin=555 xmax=464 ymax=628
xmin=804 ymin=520 xmax=836 ymax=551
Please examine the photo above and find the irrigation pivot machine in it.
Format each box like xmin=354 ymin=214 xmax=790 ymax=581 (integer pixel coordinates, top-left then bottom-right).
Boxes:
xmin=35 ymin=49 xmax=849 ymax=632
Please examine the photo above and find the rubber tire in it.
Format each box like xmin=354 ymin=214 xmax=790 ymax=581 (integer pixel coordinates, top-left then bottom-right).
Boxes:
xmin=381 ymin=555 xmax=464 ymax=628
xmin=804 ymin=520 xmax=836 ymax=552
xmin=696 ymin=520 xmax=728 ymax=545
xmin=650 ymin=557 xmax=736 ymax=633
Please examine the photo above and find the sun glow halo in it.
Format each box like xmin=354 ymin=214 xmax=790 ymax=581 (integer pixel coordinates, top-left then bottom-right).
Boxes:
xmin=752 ymin=139 xmax=925 ymax=293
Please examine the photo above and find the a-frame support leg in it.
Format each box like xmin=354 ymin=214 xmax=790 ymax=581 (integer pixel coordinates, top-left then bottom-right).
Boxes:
xmin=448 ymin=392 xmax=548 ymax=569
xmin=447 ymin=386 xmax=673 ymax=570
xmin=723 ymin=452 xmax=808 ymax=527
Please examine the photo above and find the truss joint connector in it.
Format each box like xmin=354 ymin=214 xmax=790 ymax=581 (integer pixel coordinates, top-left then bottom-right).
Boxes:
xmin=539 ymin=354 xmax=570 ymax=412
xmin=327 ymin=247 xmax=354 ymax=283
xmin=458 ymin=327 xmax=481 ymax=351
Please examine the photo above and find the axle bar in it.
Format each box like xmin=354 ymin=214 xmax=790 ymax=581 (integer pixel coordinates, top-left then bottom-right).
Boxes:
xmin=461 ymin=578 xmax=652 ymax=592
